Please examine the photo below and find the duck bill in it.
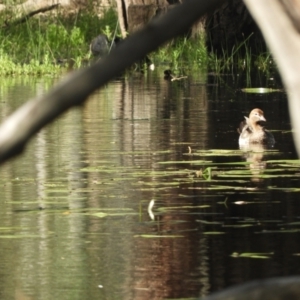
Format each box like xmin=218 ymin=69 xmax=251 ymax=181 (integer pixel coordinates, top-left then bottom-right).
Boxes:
xmin=260 ymin=116 xmax=266 ymax=122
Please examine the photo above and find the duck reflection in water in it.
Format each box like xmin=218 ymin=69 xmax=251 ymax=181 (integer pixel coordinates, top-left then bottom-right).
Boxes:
xmin=238 ymin=108 xmax=275 ymax=181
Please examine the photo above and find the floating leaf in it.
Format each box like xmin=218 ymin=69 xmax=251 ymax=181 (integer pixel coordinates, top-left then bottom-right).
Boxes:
xmin=223 ymin=224 xmax=254 ymax=228
xmin=190 ymin=185 xmax=248 ymax=191
xmin=284 ymin=222 xmax=300 ymax=226
xmin=88 ymin=208 xmax=137 ymax=218
xmin=268 ymin=187 xmax=300 ymax=192
xmin=203 ymin=167 xmax=212 ymax=181
xmin=157 ymin=205 xmax=211 ymax=212
xmin=134 ymin=234 xmax=184 ymax=238
xmin=203 ymin=231 xmax=226 ymax=235
xmin=231 ymin=252 xmax=273 ymax=259
xmin=138 ymin=181 xmax=180 ymax=187
xmin=257 ymin=229 xmax=300 ymax=233
xmin=267 ymin=159 xmax=300 ymax=165
xmin=233 ymin=201 xmax=249 ymax=205
xmin=241 ymin=87 xmax=283 ymax=93
xmin=158 ymin=160 xmax=211 ymax=164
xmin=194 ymin=149 xmax=242 ymax=156
xmin=196 ymin=220 xmax=222 ymax=225
xmin=210 ymin=161 xmax=251 ymax=166
xmin=0 ymin=235 xmax=40 ymax=239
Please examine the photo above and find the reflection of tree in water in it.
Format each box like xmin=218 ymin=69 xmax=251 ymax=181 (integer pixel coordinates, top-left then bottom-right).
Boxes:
xmin=80 ymin=75 xmax=212 ymax=299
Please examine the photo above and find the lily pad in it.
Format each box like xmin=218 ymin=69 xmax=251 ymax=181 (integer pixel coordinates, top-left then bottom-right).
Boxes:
xmin=241 ymin=87 xmax=283 ymax=93
xmin=134 ymin=234 xmax=184 ymax=238
xmin=194 ymin=149 xmax=242 ymax=156
xmin=203 ymin=231 xmax=226 ymax=235
xmin=231 ymin=252 xmax=273 ymax=259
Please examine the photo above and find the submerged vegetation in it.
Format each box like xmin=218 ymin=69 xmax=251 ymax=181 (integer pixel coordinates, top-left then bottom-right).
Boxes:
xmin=0 ymin=7 xmax=273 ymax=75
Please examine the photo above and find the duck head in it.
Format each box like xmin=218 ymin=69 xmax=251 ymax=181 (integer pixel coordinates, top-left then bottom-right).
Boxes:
xmin=245 ymin=108 xmax=266 ymax=129
xmin=248 ymin=108 xmax=266 ymax=122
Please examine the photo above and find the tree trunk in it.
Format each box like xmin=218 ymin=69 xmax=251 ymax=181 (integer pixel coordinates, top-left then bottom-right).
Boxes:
xmin=116 ymin=0 xmax=169 ymax=37
xmin=116 ymin=0 xmax=264 ymax=52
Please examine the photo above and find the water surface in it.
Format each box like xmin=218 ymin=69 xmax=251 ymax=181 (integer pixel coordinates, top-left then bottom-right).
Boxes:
xmin=0 ymin=70 xmax=298 ymax=300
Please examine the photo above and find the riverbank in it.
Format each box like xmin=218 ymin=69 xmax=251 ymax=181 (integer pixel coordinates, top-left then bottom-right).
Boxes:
xmin=0 ymin=7 xmax=272 ymax=75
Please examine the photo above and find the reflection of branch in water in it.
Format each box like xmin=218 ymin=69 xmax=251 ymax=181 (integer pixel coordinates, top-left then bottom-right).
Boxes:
xmin=147 ymin=199 xmax=155 ymax=221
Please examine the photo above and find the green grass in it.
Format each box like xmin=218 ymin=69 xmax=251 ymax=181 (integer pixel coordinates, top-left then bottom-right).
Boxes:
xmin=0 ymin=7 xmax=273 ymax=75
xmin=154 ymin=35 xmax=209 ymax=71
xmin=0 ymin=7 xmax=118 ymax=75
xmin=151 ymin=33 xmax=273 ymax=74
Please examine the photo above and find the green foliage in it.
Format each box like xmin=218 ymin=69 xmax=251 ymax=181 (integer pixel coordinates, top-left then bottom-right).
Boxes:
xmin=206 ymin=35 xmax=273 ymax=73
xmin=153 ymin=33 xmax=273 ymax=73
xmin=155 ymin=36 xmax=208 ymax=71
xmin=0 ymin=6 xmax=272 ymax=75
xmin=0 ymin=49 xmax=60 ymax=75
xmin=0 ymin=7 xmax=119 ymax=75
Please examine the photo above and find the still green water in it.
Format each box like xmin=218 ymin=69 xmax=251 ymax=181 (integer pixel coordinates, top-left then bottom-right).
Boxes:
xmin=0 ymin=70 xmax=298 ymax=300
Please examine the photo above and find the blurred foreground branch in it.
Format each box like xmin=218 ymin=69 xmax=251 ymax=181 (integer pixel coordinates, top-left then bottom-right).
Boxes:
xmin=0 ymin=0 xmax=225 ymax=164
xmin=243 ymin=0 xmax=300 ymax=155
xmin=202 ymin=276 xmax=300 ymax=300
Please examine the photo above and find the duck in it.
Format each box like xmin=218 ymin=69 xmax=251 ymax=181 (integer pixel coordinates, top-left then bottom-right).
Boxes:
xmin=90 ymin=34 xmax=154 ymax=69
xmin=90 ymin=34 xmax=111 ymax=57
xmin=238 ymin=108 xmax=275 ymax=147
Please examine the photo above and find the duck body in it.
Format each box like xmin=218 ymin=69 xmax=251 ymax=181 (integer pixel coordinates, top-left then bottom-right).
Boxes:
xmin=238 ymin=108 xmax=275 ymax=147
xmin=90 ymin=34 xmax=111 ymax=57
xmin=90 ymin=34 xmax=153 ymax=68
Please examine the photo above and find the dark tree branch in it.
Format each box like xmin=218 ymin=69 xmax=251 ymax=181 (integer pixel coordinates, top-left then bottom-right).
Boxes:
xmin=202 ymin=276 xmax=300 ymax=300
xmin=3 ymin=4 xmax=60 ymax=28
